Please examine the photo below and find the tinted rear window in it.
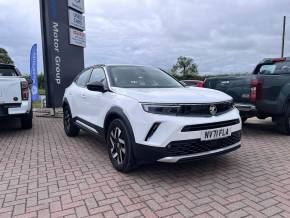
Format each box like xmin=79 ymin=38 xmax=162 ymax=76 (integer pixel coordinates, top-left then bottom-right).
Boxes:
xmin=259 ymin=61 xmax=290 ymax=75
xmin=0 ymin=68 xmax=18 ymax=76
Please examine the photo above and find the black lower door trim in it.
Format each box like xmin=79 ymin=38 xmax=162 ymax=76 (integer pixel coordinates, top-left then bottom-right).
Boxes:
xmin=73 ymin=117 xmax=105 ymax=138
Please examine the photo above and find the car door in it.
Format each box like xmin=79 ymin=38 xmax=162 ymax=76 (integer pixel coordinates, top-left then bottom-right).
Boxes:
xmin=83 ymin=67 xmax=110 ymax=129
xmin=71 ymin=68 xmax=92 ymax=119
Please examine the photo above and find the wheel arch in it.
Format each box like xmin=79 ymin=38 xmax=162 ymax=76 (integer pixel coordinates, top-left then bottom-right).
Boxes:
xmin=278 ymin=83 xmax=290 ymax=114
xmin=104 ymin=106 xmax=135 ymax=142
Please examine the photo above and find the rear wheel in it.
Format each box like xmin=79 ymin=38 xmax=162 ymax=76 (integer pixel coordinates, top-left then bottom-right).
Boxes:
xmin=21 ymin=110 xmax=33 ymax=129
xmin=277 ymin=103 xmax=290 ymax=135
xmin=63 ymin=105 xmax=80 ymax=137
xmin=106 ymin=119 xmax=135 ymax=173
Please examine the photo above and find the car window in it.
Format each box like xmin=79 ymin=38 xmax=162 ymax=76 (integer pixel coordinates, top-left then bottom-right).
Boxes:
xmin=259 ymin=62 xmax=290 ymax=75
xmin=259 ymin=65 xmax=276 ymax=75
xmin=89 ymin=68 xmax=107 ymax=85
xmin=107 ymin=66 xmax=183 ymax=88
xmin=0 ymin=68 xmax=18 ymax=76
xmin=76 ymin=69 xmax=91 ymax=87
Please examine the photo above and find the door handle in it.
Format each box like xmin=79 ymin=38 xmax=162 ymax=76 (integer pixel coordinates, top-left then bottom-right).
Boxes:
xmin=81 ymin=94 xmax=86 ymax=99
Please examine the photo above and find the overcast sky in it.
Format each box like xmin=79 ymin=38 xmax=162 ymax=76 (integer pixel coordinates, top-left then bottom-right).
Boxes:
xmin=0 ymin=0 xmax=289 ymax=74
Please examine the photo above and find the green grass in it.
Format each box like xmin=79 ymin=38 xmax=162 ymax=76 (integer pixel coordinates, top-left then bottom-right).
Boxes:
xmin=32 ymin=101 xmax=42 ymax=109
xmin=31 ymin=89 xmax=45 ymax=108
xmin=39 ymin=89 xmax=45 ymax=95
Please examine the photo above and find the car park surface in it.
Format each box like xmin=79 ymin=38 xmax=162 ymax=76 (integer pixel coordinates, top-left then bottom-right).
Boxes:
xmin=0 ymin=116 xmax=290 ymax=217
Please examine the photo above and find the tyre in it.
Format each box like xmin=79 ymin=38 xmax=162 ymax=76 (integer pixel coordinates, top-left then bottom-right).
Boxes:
xmin=241 ymin=117 xmax=248 ymax=124
xmin=277 ymin=103 xmax=290 ymax=135
xmin=63 ymin=105 xmax=80 ymax=137
xmin=21 ymin=110 xmax=33 ymax=129
xmin=106 ymin=119 xmax=135 ymax=172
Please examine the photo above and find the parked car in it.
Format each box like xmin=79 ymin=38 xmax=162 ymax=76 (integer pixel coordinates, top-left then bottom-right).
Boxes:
xmin=0 ymin=64 xmax=32 ymax=129
xmin=63 ymin=65 xmax=242 ymax=172
xmin=204 ymin=57 xmax=290 ymax=134
xmin=181 ymin=80 xmax=204 ymax=87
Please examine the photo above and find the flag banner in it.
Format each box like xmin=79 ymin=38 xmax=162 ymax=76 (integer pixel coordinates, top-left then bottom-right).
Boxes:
xmin=30 ymin=44 xmax=39 ymax=102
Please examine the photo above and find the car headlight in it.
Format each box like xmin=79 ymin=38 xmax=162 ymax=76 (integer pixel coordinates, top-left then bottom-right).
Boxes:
xmin=142 ymin=104 xmax=181 ymax=115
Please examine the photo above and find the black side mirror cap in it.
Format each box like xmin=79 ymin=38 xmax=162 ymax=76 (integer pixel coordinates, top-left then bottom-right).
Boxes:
xmin=87 ymin=81 xmax=106 ymax=92
xmin=27 ymin=76 xmax=33 ymax=85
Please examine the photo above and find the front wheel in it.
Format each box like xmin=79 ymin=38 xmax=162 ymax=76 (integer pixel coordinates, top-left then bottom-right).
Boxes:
xmin=277 ymin=103 xmax=290 ymax=135
xmin=63 ymin=105 xmax=80 ymax=137
xmin=106 ymin=119 xmax=136 ymax=173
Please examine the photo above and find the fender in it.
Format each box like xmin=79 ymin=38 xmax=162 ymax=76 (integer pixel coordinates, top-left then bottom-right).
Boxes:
xmin=62 ymin=96 xmax=78 ymax=118
xmin=104 ymin=106 xmax=136 ymax=142
xmin=104 ymin=106 xmax=138 ymax=165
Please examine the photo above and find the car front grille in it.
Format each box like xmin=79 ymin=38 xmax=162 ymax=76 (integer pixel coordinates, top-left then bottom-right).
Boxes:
xmin=176 ymin=101 xmax=233 ymax=117
xmin=182 ymin=119 xmax=240 ymax=132
xmin=166 ymin=130 xmax=241 ymax=156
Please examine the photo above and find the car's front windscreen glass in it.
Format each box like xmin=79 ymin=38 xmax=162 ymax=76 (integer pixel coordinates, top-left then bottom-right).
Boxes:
xmin=107 ymin=66 xmax=183 ymax=88
xmin=0 ymin=68 xmax=17 ymax=76
xmin=259 ymin=61 xmax=290 ymax=75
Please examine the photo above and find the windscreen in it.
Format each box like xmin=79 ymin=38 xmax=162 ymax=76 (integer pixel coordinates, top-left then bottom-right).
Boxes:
xmin=0 ymin=68 xmax=18 ymax=76
xmin=107 ymin=66 xmax=183 ymax=88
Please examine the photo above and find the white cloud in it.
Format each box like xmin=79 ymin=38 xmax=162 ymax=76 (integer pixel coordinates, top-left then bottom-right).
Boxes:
xmin=0 ymin=0 xmax=289 ymax=74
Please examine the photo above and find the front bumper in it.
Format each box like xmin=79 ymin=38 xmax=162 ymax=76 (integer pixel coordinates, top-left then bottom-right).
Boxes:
xmin=158 ymin=142 xmax=241 ymax=163
xmin=234 ymin=103 xmax=257 ymax=118
xmin=235 ymin=103 xmax=256 ymax=112
xmin=133 ymin=130 xmax=241 ymax=164
xmin=126 ymin=105 xmax=242 ymax=164
xmin=129 ymin=107 xmax=241 ymax=147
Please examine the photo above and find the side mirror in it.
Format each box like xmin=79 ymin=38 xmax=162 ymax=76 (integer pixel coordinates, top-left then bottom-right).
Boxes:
xmin=27 ymin=76 xmax=33 ymax=85
xmin=87 ymin=81 xmax=106 ymax=92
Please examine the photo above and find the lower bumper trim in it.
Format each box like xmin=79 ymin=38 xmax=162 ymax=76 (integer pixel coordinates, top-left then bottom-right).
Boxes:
xmin=157 ymin=142 xmax=241 ymax=163
xmin=235 ymin=104 xmax=256 ymax=112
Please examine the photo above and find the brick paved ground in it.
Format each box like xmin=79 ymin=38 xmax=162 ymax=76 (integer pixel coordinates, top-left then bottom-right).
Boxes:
xmin=0 ymin=116 xmax=290 ymax=218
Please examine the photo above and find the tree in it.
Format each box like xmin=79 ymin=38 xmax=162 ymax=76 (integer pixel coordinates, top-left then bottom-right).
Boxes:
xmin=38 ymin=73 xmax=45 ymax=90
xmin=171 ymin=56 xmax=198 ymax=76
xmin=0 ymin=48 xmax=14 ymax=64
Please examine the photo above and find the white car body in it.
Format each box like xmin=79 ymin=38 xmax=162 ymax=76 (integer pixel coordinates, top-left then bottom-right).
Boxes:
xmin=0 ymin=64 xmax=32 ymax=120
xmin=63 ymin=65 xmax=241 ymax=169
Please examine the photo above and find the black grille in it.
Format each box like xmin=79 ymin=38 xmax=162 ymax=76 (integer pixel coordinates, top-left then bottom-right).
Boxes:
xmin=182 ymin=119 xmax=240 ymax=132
xmin=166 ymin=131 xmax=241 ymax=156
xmin=176 ymin=101 xmax=233 ymax=117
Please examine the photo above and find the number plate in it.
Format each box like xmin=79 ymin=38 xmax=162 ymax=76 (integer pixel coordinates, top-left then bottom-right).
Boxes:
xmin=201 ymin=127 xmax=231 ymax=141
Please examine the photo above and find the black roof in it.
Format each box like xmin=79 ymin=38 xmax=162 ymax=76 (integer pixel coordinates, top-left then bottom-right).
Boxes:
xmin=0 ymin=63 xmax=15 ymax=68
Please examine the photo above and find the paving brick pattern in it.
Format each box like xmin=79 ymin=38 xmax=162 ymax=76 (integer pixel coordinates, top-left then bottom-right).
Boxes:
xmin=0 ymin=117 xmax=290 ymax=217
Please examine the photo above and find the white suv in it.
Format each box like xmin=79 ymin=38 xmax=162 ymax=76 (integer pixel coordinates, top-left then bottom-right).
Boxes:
xmin=63 ymin=65 xmax=242 ymax=172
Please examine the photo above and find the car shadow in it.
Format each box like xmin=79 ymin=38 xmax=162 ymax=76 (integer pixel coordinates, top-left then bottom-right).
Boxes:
xmin=0 ymin=119 xmax=21 ymax=132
